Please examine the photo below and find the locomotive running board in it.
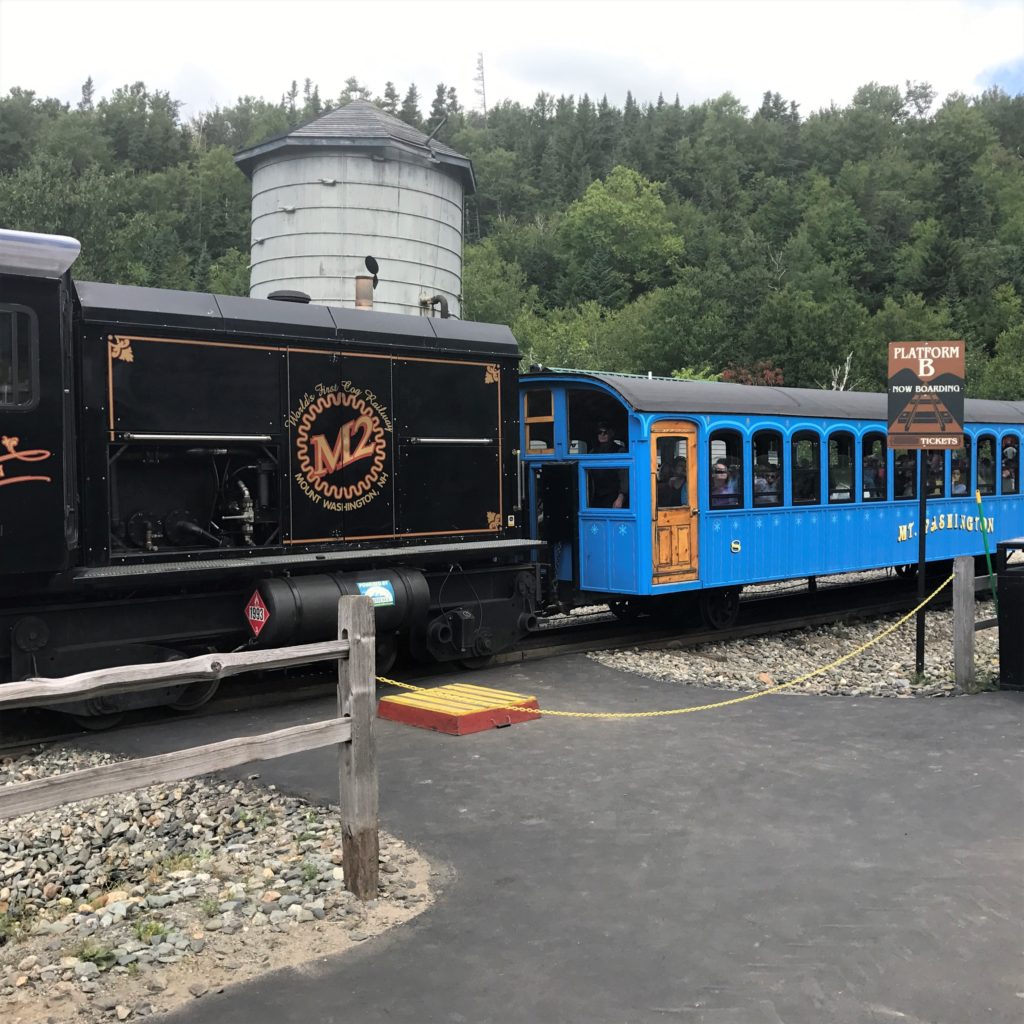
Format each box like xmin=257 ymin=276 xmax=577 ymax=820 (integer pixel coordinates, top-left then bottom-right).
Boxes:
xmin=378 ymin=683 xmax=541 ymax=736
xmin=73 ymin=539 xmax=543 ymax=583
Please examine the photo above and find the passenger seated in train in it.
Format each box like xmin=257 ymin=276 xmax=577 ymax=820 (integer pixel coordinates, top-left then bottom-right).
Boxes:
xmin=951 ymin=468 xmax=968 ymax=495
xmin=658 ymin=457 xmax=688 ymax=507
xmin=753 ymin=461 xmax=781 ymax=506
xmin=925 ymin=453 xmax=944 ymax=496
xmin=862 ymin=455 xmax=883 ymax=499
xmin=588 ymin=422 xmax=628 ymax=508
xmin=711 ymin=459 xmax=739 ymax=507
xmin=895 ymin=454 xmax=917 ymax=497
xmin=1002 ymin=438 xmax=1018 ymax=493
xmin=979 ymin=456 xmax=996 ymax=492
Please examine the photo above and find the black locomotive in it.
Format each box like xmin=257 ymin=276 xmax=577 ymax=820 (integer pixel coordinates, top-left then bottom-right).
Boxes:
xmin=0 ymin=229 xmax=541 ymax=719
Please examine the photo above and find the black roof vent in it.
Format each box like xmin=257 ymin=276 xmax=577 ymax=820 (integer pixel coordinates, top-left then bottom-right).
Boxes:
xmin=267 ymin=289 xmax=311 ymax=304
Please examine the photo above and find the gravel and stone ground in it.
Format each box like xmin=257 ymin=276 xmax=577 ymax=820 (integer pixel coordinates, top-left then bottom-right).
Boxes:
xmin=591 ymin=600 xmax=1002 ymax=698
xmin=0 ymin=751 xmax=433 ymax=1024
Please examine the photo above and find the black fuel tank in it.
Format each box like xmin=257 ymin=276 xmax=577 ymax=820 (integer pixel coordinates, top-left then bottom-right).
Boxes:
xmin=251 ymin=568 xmax=430 ymax=646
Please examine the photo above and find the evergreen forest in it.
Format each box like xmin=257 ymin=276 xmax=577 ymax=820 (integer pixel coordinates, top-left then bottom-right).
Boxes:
xmin=1 ymin=75 xmax=1022 ymax=397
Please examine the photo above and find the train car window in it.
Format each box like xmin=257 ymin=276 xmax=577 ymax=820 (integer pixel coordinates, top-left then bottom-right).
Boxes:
xmin=524 ymin=389 xmax=555 ymax=454
xmin=567 ymin=390 xmax=626 ymax=455
xmin=977 ymin=435 xmax=997 ymax=496
xmin=828 ymin=432 xmax=854 ymax=503
xmin=0 ymin=305 xmax=38 ymax=410
xmin=586 ymin=465 xmax=629 ymax=509
xmin=752 ymin=430 xmax=783 ymax=507
xmin=950 ymin=435 xmax=972 ymax=497
xmin=861 ymin=433 xmax=886 ymax=501
xmin=924 ymin=452 xmax=946 ymax=498
xmin=791 ymin=431 xmax=820 ymax=505
xmin=1002 ymin=434 xmax=1020 ymax=495
xmin=656 ymin=436 xmax=689 ymax=508
xmin=526 ymin=390 xmax=552 ymax=418
xmin=709 ymin=430 xmax=743 ymax=509
xmin=893 ymin=449 xmax=918 ymax=500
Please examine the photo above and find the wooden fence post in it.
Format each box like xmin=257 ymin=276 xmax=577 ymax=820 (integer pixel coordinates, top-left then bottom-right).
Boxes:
xmin=953 ymin=555 xmax=975 ymax=691
xmin=337 ymin=596 xmax=379 ymax=900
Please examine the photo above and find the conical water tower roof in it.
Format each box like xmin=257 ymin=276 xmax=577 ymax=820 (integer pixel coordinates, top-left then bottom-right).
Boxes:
xmin=234 ymin=99 xmax=475 ymax=192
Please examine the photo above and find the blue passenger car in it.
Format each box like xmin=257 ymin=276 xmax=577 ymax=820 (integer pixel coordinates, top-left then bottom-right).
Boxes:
xmin=520 ymin=371 xmax=1024 ymax=626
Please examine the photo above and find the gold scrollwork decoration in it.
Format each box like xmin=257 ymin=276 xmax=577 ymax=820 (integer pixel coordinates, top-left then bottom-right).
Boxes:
xmin=108 ymin=335 xmax=134 ymax=363
xmin=484 ymin=364 xmax=500 ymax=385
xmin=486 ymin=511 xmax=501 ymax=531
xmin=0 ymin=435 xmax=53 ymax=487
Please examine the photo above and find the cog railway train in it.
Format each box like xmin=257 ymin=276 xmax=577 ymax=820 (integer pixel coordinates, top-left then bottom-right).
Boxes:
xmin=1 ymin=228 xmax=1023 ymax=722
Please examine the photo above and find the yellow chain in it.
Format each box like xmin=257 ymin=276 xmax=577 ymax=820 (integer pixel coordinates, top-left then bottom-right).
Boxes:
xmin=377 ymin=574 xmax=955 ymax=720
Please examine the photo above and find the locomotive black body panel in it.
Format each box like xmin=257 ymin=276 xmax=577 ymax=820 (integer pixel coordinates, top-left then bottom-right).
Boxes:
xmin=0 ymin=230 xmax=541 ymax=694
xmin=0 ymin=273 xmax=76 ymax=575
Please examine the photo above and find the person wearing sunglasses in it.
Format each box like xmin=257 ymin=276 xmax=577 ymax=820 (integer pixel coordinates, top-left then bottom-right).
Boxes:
xmin=590 ymin=422 xmax=628 ymax=508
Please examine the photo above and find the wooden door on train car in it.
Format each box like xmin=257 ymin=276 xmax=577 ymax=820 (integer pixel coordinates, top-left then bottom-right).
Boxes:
xmin=651 ymin=422 xmax=698 ymax=584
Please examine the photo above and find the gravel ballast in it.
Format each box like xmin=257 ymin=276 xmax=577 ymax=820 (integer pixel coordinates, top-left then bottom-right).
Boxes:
xmin=1 ymin=751 xmax=433 ymax=1024
xmin=591 ymin=600 xmax=1002 ymax=698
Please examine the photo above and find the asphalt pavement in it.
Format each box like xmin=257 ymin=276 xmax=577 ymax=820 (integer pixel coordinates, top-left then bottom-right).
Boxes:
xmin=91 ymin=655 xmax=1024 ymax=1024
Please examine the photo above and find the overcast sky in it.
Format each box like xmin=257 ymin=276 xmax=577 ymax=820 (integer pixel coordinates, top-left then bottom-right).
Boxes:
xmin=1 ymin=0 xmax=1021 ymax=121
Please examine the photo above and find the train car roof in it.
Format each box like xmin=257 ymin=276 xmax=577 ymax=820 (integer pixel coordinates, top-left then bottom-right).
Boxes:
xmin=73 ymin=280 xmax=519 ymax=357
xmin=524 ymin=370 xmax=1024 ymax=425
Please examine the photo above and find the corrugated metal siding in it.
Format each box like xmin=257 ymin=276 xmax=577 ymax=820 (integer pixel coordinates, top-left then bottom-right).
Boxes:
xmin=248 ymin=151 xmax=464 ymax=316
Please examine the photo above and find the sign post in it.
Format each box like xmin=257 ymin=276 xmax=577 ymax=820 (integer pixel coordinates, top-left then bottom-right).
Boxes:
xmin=887 ymin=341 xmax=966 ymax=675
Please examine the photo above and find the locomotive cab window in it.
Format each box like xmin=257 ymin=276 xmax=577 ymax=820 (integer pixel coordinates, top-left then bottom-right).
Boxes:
xmin=524 ymin=389 xmax=555 ymax=454
xmin=977 ymin=435 xmax=997 ymax=496
xmin=791 ymin=431 xmax=821 ymax=505
xmin=0 ymin=304 xmax=38 ymax=410
xmin=862 ymin=433 xmax=886 ymax=501
xmin=950 ymin=435 xmax=971 ymax=497
xmin=752 ymin=430 xmax=783 ymax=507
xmin=709 ymin=430 xmax=743 ymax=509
xmin=828 ymin=432 xmax=854 ymax=503
xmin=1002 ymin=434 xmax=1020 ymax=495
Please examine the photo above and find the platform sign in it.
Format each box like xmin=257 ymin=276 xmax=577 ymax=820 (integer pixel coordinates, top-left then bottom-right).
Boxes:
xmin=887 ymin=341 xmax=965 ymax=449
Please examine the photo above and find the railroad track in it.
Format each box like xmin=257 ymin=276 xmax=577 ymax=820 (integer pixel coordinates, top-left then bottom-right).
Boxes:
xmin=0 ymin=572 xmax=976 ymax=756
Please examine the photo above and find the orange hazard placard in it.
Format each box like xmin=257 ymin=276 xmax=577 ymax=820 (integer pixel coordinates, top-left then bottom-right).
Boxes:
xmin=887 ymin=341 xmax=965 ymax=450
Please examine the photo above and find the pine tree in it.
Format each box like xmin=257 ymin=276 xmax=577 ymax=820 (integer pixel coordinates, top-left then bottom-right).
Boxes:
xmin=381 ymin=82 xmax=400 ymax=116
xmin=427 ymin=84 xmax=447 ymax=135
xmin=285 ymin=81 xmax=299 ymax=124
xmin=78 ymin=77 xmax=95 ymax=114
xmin=595 ymin=95 xmax=622 ymax=178
xmin=302 ymin=79 xmax=322 ymax=121
xmin=339 ymin=77 xmax=371 ymax=106
xmin=400 ymin=85 xmax=422 ymax=129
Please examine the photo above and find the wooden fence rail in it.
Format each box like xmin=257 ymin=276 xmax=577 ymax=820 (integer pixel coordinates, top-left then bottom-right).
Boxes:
xmin=0 ymin=595 xmax=379 ymax=899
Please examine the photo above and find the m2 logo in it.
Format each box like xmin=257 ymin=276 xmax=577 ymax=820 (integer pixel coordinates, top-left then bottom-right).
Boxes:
xmin=295 ymin=390 xmax=388 ymax=503
xmin=309 ymin=414 xmax=378 ymax=480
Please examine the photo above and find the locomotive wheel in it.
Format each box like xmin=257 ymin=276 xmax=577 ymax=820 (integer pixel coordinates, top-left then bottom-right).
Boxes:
xmin=71 ymin=710 xmax=126 ymax=731
xmin=894 ymin=564 xmax=918 ymax=580
xmin=699 ymin=586 xmax=742 ymax=630
xmin=459 ymin=655 xmax=496 ymax=670
xmin=167 ymin=680 xmax=220 ymax=712
xmin=375 ymin=634 xmax=398 ymax=677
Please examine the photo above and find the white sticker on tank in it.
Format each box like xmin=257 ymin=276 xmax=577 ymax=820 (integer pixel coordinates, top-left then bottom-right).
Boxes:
xmin=357 ymin=580 xmax=396 ymax=607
